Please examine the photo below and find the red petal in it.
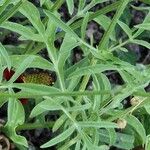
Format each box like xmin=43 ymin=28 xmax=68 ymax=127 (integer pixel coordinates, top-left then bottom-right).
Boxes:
xmin=20 ymin=98 xmax=28 ymax=105
xmin=4 ymin=68 xmax=28 ymax=105
xmin=3 ymin=68 xmax=24 ymax=83
xmin=3 ymin=68 xmax=15 ymax=81
xmin=16 ymin=75 xmax=24 ymax=83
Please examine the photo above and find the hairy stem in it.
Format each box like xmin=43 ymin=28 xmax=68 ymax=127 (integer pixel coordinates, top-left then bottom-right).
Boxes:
xmin=16 ymin=121 xmax=54 ymax=131
xmin=98 ymin=0 xmax=131 ymax=51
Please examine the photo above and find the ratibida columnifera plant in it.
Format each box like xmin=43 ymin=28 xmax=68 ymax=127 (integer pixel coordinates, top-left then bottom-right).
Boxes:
xmin=0 ymin=0 xmax=150 ymax=149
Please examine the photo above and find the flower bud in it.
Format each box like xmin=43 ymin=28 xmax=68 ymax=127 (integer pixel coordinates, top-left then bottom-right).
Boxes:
xmin=117 ymin=119 xmax=127 ymax=129
xmin=130 ymin=96 xmax=141 ymax=106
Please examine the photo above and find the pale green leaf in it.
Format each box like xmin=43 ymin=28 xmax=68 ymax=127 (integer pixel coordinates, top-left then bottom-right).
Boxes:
xmin=7 ymin=99 xmax=25 ymax=126
xmin=81 ymin=12 xmax=89 ymax=40
xmin=41 ymin=126 xmax=75 ymax=148
xmin=98 ymin=0 xmax=130 ymax=49
xmin=126 ymin=115 xmax=146 ymax=145
xmin=65 ymin=57 xmax=89 ymax=76
xmin=0 ymin=0 xmax=11 ymax=14
xmin=19 ymin=1 xmax=45 ymax=34
xmin=146 ymin=135 xmax=150 ymax=150
xmin=99 ymin=130 xmax=134 ymax=150
xmin=44 ymin=10 xmax=79 ymax=39
xmin=78 ymin=121 xmax=118 ymax=128
xmin=132 ymin=39 xmax=150 ymax=49
xmin=4 ymin=98 xmax=28 ymax=147
xmin=0 ymin=21 xmax=43 ymax=42
xmin=133 ymin=11 xmax=150 ymax=38
xmin=58 ymin=33 xmax=78 ymax=71
xmin=100 ymin=86 xmax=134 ymax=114
xmin=78 ymin=0 xmax=86 ymax=11
xmin=10 ymin=55 xmax=54 ymax=71
xmin=118 ymin=20 xmax=132 ymax=38
xmin=52 ymin=114 xmax=67 ymax=132
xmin=119 ymin=47 xmax=128 ymax=52
xmin=66 ymin=0 xmax=74 ymax=15
xmin=68 ymin=64 xmax=119 ymax=79
xmin=0 ymin=98 xmax=7 ymax=108
xmin=9 ymin=56 xmax=35 ymax=83
xmin=0 ymin=59 xmax=3 ymax=83
xmin=30 ymin=97 xmax=62 ymax=118
xmin=58 ymin=135 xmax=79 ymax=150
xmin=135 ymin=23 xmax=150 ymax=31
xmin=107 ymin=129 xmax=117 ymax=146
xmin=66 ymin=103 xmax=91 ymax=112
xmin=94 ymin=15 xmax=116 ymax=41
xmin=12 ymin=83 xmax=60 ymax=95
xmin=0 ymin=43 xmax=11 ymax=69
xmin=75 ymin=140 xmax=81 ymax=150
xmin=145 ymin=104 xmax=150 ymax=114
xmin=40 ymin=0 xmax=46 ymax=6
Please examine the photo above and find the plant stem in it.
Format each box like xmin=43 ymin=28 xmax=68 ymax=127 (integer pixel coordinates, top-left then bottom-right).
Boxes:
xmin=0 ymin=90 xmax=111 ymax=99
xmin=110 ymin=40 xmax=130 ymax=52
xmin=55 ymin=67 xmax=66 ymax=91
xmin=0 ymin=0 xmax=24 ymax=25
xmin=77 ymin=57 xmax=97 ymax=102
xmin=0 ymin=0 xmax=11 ymax=15
xmin=51 ymin=0 xmax=65 ymax=12
xmin=98 ymin=0 xmax=130 ymax=51
xmin=80 ymin=0 xmax=95 ymax=14
xmin=16 ymin=121 xmax=55 ymax=131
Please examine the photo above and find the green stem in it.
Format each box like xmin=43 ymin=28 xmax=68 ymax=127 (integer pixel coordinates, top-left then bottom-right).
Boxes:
xmin=55 ymin=66 xmax=66 ymax=91
xmin=51 ymin=0 xmax=65 ymax=12
xmin=0 ymin=0 xmax=11 ymax=15
xmin=16 ymin=121 xmax=54 ymax=131
xmin=80 ymin=0 xmax=95 ymax=14
xmin=98 ymin=0 xmax=131 ymax=51
xmin=45 ymin=39 xmax=65 ymax=91
xmin=0 ymin=90 xmax=111 ymax=99
xmin=25 ymin=41 xmax=35 ymax=54
xmin=67 ymin=15 xmax=80 ymax=25
xmin=0 ymin=0 xmax=24 ymax=25
xmin=134 ymin=91 xmax=150 ymax=97
xmin=77 ymin=57 xmax=97 ymax=101
xmin=45 ymin=41 xmax=57 ymax=65
xmin=26 ymin=43 xmax=45 ymax=55
xmin=110 ymin=40 xmax=130 ymax=52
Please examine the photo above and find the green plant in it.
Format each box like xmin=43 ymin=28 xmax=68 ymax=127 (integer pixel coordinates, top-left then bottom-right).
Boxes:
xmin=0 ymin=0 xmax=150 ymax=149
